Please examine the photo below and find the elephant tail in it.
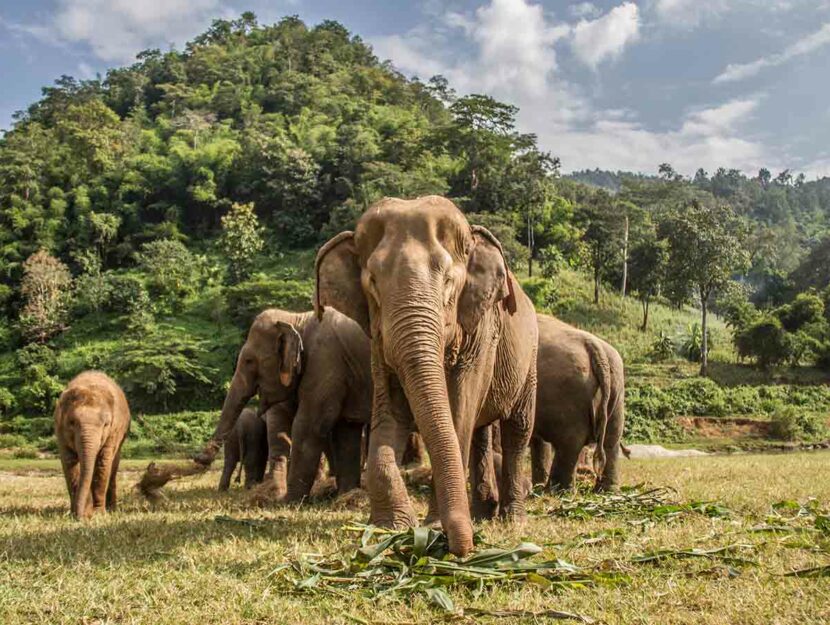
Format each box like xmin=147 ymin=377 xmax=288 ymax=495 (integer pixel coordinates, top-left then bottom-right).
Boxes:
xmin=587 ymin=339 xmax=612 ymax=480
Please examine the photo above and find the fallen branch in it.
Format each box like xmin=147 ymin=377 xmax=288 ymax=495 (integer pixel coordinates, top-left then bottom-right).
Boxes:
xmin=136 ymin=460 xmax=211 ymax=502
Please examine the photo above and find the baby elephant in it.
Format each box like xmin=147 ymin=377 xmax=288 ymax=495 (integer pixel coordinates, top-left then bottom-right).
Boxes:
xmin=219 ymin=408 xmax=268 ymax=491
xmin=54 ymin=371 xmax=131 ymax=519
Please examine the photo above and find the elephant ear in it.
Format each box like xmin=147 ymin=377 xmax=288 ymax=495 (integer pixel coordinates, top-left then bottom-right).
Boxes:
xmin=275 ymin=321 xmax=303 ymax=387
xmin=315 ymin=231 xmax=370 ymax=335
xmin=458 ymin=225 xmax=517 ymax=334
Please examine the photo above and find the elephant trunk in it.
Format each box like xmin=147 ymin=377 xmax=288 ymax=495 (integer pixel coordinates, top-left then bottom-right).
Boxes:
xmin=389 ymin=311 xmax=473 ymax=557
xmin=196 ymin=373 xmax=251 ymax=465
xmin=74 ymin=428 xmax=101 ymax=519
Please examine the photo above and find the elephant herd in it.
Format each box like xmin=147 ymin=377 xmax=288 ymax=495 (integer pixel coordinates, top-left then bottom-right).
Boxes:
xmin=54 ymin=196 xmax=625 ymax=556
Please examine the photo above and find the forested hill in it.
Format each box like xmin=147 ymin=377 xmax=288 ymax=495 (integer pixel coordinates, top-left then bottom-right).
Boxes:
xmin=0 ymin=13 xmax=468 ymax=275
xmin=569 ymin=168 xmax=830 ymax=239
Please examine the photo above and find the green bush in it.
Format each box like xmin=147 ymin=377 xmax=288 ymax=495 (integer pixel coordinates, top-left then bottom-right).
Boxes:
xmin=225 ymin=277 xmax=313 ymax=327
xmin=734 ymin=316 xmax=791 ymax=370
xmin=15 ymin=344 xmax=63 ymax=417
xmin=105 ymin=274 xmax=149 ymax=314
xmin=769 ymin=406 xmax=828 ymax=442
xmin=648 ymin=332 xmax=675 ymax=363
xmin=135 ymin=240 xmax=204 ymax=312
xmin=127 ymin=410 xmax=218 ymax=455
xmin=520 ymin=277 xmax=557 ymax=311
xmin=108 ymin=326 xmax=220 ymax=412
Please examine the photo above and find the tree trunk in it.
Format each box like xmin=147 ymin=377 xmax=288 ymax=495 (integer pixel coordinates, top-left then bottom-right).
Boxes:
xmin=620 ymin=214 xmax=629 ymax=297
xmin=594 ymin=268 xmax=600 ymax=305
xmin=641 ymin=298 xmax=649 ymax=332
xmin=699 ymin=287 xmax=709 ymax=377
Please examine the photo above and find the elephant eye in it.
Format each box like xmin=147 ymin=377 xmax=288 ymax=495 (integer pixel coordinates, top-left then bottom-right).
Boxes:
xmin=443 ymin=273 xmax=454 ymax=305
xmin=367 ymin=274 xmax=380 ymax=304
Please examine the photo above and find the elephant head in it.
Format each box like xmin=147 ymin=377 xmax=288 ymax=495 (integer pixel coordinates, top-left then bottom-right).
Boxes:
xmin=57 ymin=387 xmax=116 ymax=519
xmin=315 ymin=196 xmax=515 ymax=555
xmin=200 ymin=314 xmax=304 ymax=461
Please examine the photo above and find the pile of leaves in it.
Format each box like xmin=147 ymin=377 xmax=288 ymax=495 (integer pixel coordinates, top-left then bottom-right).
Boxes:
xmin=274 ymin=525 xmax=626 ymax=620
xmin=546 ymin=484 xmax=732 ymax=524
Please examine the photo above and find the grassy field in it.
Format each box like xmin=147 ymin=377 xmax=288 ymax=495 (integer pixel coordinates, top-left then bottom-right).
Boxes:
xmin=2 ymin=453 xmax=829 ymax=624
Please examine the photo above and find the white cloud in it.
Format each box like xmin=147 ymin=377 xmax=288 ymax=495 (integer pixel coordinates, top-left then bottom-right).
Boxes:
xmin=652 ymin=0 xmax=823 ymax=29
xmin=571 ymin=2 xmax=640 ymax=68
xmin=652 ymin=0 xmax=728 ymax=27
xmin=714 ymin=22 xmax=830 ymax=83
xmin=569 ymin=2 xmax=601 ymax=19
xmin=373 ymin=0 xmax=770 ymax=176
xmin=9 ymin=0 xmax=232 ymax=63
xmin=550 ymin=97 xmax=766 ymax=174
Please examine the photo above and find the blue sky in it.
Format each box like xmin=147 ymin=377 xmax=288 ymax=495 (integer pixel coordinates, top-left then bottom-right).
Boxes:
xmin=2 ymin=0 xmax=830 ymax=177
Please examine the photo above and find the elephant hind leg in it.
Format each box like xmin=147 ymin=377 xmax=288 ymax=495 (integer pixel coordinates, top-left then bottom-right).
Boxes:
xmin=596 ymin=400 xmax=625 ymax=492
xmin=333 ymin=421 xmax=363 ymax=495
xmin=498 ymin=382 xmax=536 ymax=521
xmin=530 ymin=436 xmax=553 ymax=489
xmin=470 ymin=424 xmax=499 ymax=521
xmin=106 ymin=443 xmax=123 ymax=511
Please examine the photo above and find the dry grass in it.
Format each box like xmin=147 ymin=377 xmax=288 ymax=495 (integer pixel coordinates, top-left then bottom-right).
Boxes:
xmin=1 ymin=453 xmax=830 ymax=624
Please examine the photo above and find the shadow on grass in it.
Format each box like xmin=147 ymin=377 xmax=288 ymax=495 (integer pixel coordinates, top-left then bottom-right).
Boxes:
xmin=2 ymin=506 xmax=347 ymax=566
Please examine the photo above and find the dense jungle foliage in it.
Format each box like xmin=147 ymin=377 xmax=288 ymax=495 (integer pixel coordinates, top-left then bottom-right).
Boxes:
xmin=0 ymin=14 xmax=828 ymax=454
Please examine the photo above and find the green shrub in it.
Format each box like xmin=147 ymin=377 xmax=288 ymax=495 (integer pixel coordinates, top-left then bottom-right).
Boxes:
xmin=135 ymin=240 xmax=204 ymax=312
xmin=15 ymin=344 xmax=63 ymax=416
xmin=225 ymin=277 xmax=313 ymax=327
xmin=520 ymin=277 xmax=557 ymax=311
xmin=680 ymin=323 xmax=703 ymax=362
xmin=104 ymin=274 xmax=149 ymax=314
xmin=648 ymin=332 xmax=675 ymax=363
xmin=128 ymin=410 xmax=218 ymax=454
xmin=734 ymin=316 xmax=791 ymax=370
xmin=108 ymin=326 xmax=219 ymax=412
xmin=769 ymin=406 xmax=828 ymax=442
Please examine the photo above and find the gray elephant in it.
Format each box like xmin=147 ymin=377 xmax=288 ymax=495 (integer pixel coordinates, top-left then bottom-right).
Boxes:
xmin=195 ymin=307 xmax=373 ymax=500
xmin=530 ymin=313 xmax=625 ymax=492
xmin=218 ymin=407 xmax=268 ymax=491
xmin=55 ymin=371 xmax=131 ymax=519
xmin=316 ymin=195 xmax=538 ymax=557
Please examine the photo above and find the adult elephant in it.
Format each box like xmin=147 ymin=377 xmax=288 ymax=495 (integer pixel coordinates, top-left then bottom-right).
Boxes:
xmin=530 ymin=313 xmax=625 ymax=492
xmin=195 ymin=307 xmax=372 ymax=500
xmin=316 ymin=196 xmax=538 ymax=556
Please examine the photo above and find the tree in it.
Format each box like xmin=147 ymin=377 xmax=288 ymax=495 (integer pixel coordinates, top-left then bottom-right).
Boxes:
xmin=19 ymin=250 xmax=73 ymax=343
xmin=577 ymin=190 xmax=624 ymax=304
xmin=628 ymin=233 xmax=668 ymax=331
xmin=135 ymin=240 xmax=203 ymax=311
xmin=734 ymin=316 xmax=791 ymax=371
xmin=219 ymin=202 xmax=264 ymax=284
xmin=662 ymin=200 xmax=748 ymax=376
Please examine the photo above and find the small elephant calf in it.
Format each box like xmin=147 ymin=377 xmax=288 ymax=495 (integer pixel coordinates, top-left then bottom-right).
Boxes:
xmin=55 ymin=371 xmax=131 ymax=519
xmin=219 ymin=408 xmax=268 ymax=491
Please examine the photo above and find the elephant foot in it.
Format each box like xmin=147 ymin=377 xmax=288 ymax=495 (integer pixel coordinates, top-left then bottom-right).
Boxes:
xmin=248 ymin=480 xmax=286 ymax=508
xmin=498 ymin=502 xmax=527 ymax=523
xmin=370 ymin=507 xmax=418 ymax=530
xmin=471 ymin=499 xmax=499 ymax=522
xmin=593 ymin=480 xmax=619 ymax=493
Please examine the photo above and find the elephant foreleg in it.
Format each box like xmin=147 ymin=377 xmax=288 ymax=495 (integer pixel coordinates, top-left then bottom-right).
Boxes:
xmin=92 ymin=446 xmax=115 ymax=513
xmin=264 ymin=403 xmax=294 ymax=500
xmin=60 ymin=447 xmax=80 ymax=513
